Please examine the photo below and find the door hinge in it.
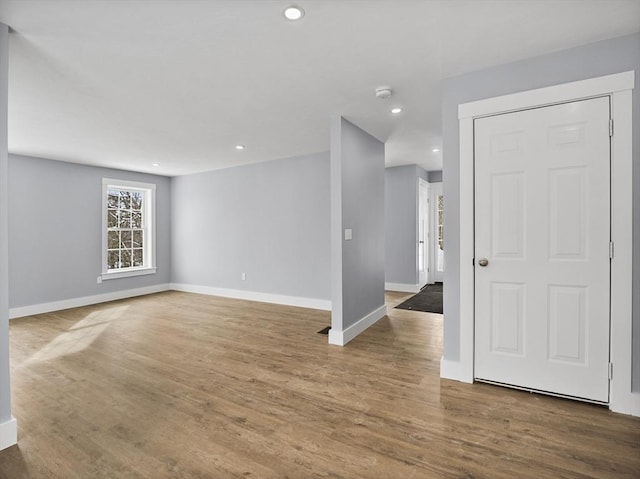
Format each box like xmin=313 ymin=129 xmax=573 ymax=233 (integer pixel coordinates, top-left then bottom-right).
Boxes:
xmin=609 ymin=241 xmax=614 ymax=260
xmin=609 ymin=119 xmax=614 ymax=137
xmin=472 ymin=258 xmax=475 ymax=266
xmin=608 ymin=363 xmax=613 ymax=380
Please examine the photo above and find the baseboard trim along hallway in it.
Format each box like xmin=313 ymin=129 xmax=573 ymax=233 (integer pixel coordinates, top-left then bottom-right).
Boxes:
xmin=384 ymin=282 xmax=420 ymax=293
xmin=0 ymin=417 xmax=17 ymax=452
xmin=9 ymin=284 xmax=332 ymax=320
xmin=329 ymin=304 xmax=387 ymax=346
xmin=170 ymin=283 xmax=332 ymax=311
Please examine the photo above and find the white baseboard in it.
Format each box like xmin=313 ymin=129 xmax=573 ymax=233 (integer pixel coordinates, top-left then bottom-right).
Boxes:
xmin=611 ymin=391 xmax=640 ymax=417
xmin=0 ymin=417 xmax=17 ymax=451
xmin=440 ymin=356 xmax=474 ymax=384
xmin=9 ymin=284 xmax=171 ymax=319
xmin=8 ymin=283 xmax=331 ymax=319
xmin=329 ymin=304 xmax=387 ymax=346
xmin=385 ymin=282 xmax=420 ymax=293
xmin=630 ymin=395 xmax=640 ymax=417
xmin=170 ymin=283 xmax=332 ymax=311
xmin=441 ymin=355 xmax=640 ymax=417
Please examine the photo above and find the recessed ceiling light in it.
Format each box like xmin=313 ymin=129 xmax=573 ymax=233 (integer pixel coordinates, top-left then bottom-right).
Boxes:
xmin=151 ymin=162 xmax=160 ymax=167
xmin=391 ymin=107 xmax=403 ymax=114
xmin=284 ymin=6 xmax=304 ymax=20
xmin=235 ymin=145 xmax=245 ymax=150
xmin=432 ymin=148 xmax=440 ymax=153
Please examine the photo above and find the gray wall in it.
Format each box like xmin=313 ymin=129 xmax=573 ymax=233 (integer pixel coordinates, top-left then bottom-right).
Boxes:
xmin=331 ymin=117 xmax=385 ymax=331
xmin=441 ymin=33 xmax=640 ymax=390
xmin=428 ymin=170 xmax=443 ymax=183
xmin=171 ymin=152 xmax=331 ymax=300
xmin=0 ymin=22 xmax=11 ymax=426
xmin=385 ymin=165 xmax=419 ymax=286
xmin=385 ymin=164 xmax=432 ymax=287
xmin=8 ymin=155 xmax=172 ymax=308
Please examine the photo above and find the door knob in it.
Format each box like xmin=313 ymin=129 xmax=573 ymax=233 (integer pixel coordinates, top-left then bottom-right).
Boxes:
xmin=478 ymin=258 xmax=489 ymax=267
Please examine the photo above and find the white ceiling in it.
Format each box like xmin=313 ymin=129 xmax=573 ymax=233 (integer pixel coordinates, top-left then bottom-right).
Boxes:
xmin=1 ymin=0 xmax=639 ymax=176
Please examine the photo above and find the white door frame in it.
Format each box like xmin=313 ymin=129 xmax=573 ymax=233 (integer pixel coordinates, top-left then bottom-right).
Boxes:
xmin=449 ymin=71 xmax=638 ymax=416
xmin=418 ymin=178 xmax=430 ymax=287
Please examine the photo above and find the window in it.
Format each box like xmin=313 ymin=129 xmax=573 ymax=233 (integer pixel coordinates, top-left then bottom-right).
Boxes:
xmin=437 ymin=194 xmax=444 ymax=251
xmin=101 ymin=179 xmax=156 ymax=280
xmin=436 ymin=193 xmax=444 ymax=273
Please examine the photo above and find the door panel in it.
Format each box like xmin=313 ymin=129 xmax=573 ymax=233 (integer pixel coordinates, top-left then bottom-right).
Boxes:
xmin=474 ymin=97 xmax=610 ymax=402
xmin=549 ymin=167 xmax=587 ymax=259
xmin=491 ymin=173 xmax=525 ymax=258
xmin=490 ymin=282 xmax=525 ymax=355
xmin=548 ymin=285 xmax=586 ymax=364
xmin=419 ymin=179 xmax=429 ymax=286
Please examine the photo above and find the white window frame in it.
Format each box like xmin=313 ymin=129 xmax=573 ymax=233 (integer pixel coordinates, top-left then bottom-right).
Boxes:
xmin=445 ymin=70 xmax=637 ymax=417
xmin=101 ymin=178 xmax=157 ymax=280
xmin=430 ymin=181 xmax=444 ymax=281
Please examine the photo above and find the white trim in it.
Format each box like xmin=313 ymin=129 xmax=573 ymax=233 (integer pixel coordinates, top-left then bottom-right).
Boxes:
xmin=9 ymin=283 xmax=332 ymax=320
xmin=385 ymin=282 xmax=420 ymax=293
xmin=9 ymin=284 xmax=170 ymax=319
xmin=459 ymin=71 xmax=634 ymax=119
xmin=170 ymin=283 xmax=332 ymax=311
xmin=609 ymin=89 xmax=640 ymax=416
xmin=0 ymin=417 xmax=17 ymax=451
xmin=102 ymin=178 xmax=157 ymax=277
xmin=450 ymin=117 xmax=476 ymax=383
xmin=101 ymin=266 xmax=157 ymax=281
xmin=440 ymin=356 xmax=473 ymax=383
xmin=102 ymin=178 xmax=156 ymax=191
xmin=451 ymin=71 xmax=637 ymax=416
xmin=328 ymin=304 xmax=387 ymax=346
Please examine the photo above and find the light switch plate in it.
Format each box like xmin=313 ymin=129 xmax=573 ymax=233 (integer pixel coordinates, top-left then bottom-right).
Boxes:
xmin=344 ymin=228 xmax=353 ymax=240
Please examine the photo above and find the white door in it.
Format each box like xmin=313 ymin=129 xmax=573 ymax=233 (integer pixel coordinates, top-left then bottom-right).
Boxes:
xmin=418 ymin=179 xmax=430 ymax=287
xmin=474 ymin=97 xmax=611 ymax=402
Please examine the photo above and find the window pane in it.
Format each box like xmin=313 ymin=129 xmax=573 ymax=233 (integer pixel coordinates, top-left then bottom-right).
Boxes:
xmin=108 ymin=231 xmax=119 ymax=249
xmin=108 ymin=250 xmax=120 ymax=270
xmin=107 ymin=210 xmax=118 ymax=228
xmin=132 ymin=249 xmax=143 ymax=267
xmin=121 ymin=249 xmax=132 ymax=268
xmin=107 ymin=193 xmax=119 ymax=208
xmin=104 ymin=183 xmax=153 ymax=274
xmin=131 ymin=192 xmax=143 ymax=210
xmin=120 ymin=191 xmax=131 ymax=209
xmin=131 ymin=211 xmax=142 ymax=229
xmin=132 ymin=230 xmax=143 ymax=248
xmin=119 ymin=211 xmax=131 ymax=228
xmin=121 ymin=230 xmax=132 ymax=248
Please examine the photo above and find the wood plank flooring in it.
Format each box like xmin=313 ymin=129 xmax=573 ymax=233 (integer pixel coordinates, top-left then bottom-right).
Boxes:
xmin=0 ymin=291 xmax=639 ymax=478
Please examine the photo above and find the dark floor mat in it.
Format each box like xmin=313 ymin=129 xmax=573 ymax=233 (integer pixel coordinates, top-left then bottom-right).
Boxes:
xmin=395 ymin=283 xmax=443 ymax=314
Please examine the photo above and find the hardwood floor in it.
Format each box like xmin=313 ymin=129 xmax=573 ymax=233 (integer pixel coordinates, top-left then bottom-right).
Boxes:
xmin=1 ymin=291 xmax=639 ymax=478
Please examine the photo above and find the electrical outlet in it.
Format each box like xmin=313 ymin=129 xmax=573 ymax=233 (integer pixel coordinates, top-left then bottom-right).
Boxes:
xmin=241 ymin=273 xmax=246 ymax=281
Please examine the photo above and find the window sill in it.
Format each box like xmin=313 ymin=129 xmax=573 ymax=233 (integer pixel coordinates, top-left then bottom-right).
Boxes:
xmin=101 ymin=267 xmax=157 ymax=281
